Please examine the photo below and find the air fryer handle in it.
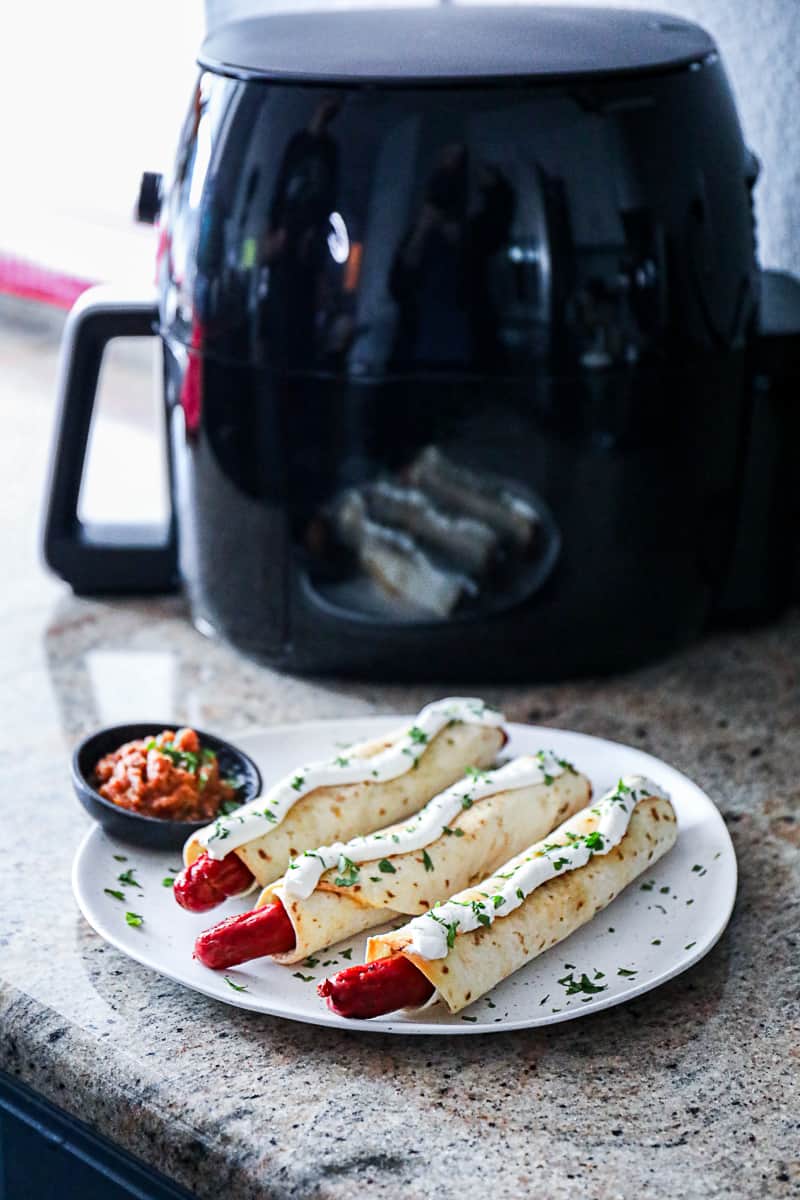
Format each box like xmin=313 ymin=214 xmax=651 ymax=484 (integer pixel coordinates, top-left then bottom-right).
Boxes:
xmin=716 ymin=269 xmax=800 ymax=620
xmin=42 ymin=287 xmax=178 ymax=595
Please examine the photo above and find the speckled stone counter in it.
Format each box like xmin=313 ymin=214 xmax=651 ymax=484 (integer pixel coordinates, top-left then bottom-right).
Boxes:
xmin=2 ymin=306 xmax=799 ymax=1199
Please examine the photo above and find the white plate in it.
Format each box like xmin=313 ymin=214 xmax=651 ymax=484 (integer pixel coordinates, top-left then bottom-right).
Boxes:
xmin=72 ymin=718 xmax=737 ymax=1035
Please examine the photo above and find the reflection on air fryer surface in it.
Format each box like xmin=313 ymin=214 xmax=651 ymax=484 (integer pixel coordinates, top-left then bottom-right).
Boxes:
xmin=306 ymin=445 xmax=559 ymax=622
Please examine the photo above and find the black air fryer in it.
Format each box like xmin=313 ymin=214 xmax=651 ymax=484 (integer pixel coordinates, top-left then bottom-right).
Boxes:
xmin=44 ymin=6 xmax=800 ymax=680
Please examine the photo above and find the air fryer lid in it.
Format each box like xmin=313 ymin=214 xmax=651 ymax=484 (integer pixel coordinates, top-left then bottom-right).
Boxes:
xmin=199 ymin=6 xmax=716 ymax=85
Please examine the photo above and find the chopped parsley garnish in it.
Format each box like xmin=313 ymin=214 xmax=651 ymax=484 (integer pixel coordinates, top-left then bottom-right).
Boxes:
xmin=224 ymin=976 xmax=248 ymax=992
xmin=117 ymin=869 xmax=140 ymax=888
xmin=293 ymin=972 xmax=315 ymax=983
xmin=261 ymin=808 xmax=277 ymax=822
xmin=684 ymin=941 xmax=696 ymax=950
xmin=125 ymin=911 xmax=143 ymax=927
xmin=334 ymin=755 xmax=350 ymax=767
xmin=558 ymin=971 xmax=607 ymax=996
xmin=659 ymin=886 xmax=670 ymax=894
xmin=148 ymin=740 xmax=204 ymax=774
xmin=430 ymin=912 xmax=459 ymax=948
xmin=104 ymin=888 xmax=124 ymax=901
xmin=113 ymin=854 xmax=127 ymax=862
xmin=464 ymin=765 xmax=490 ymax=782
xmin=161 ymin=877 xmax=175 ymax=888
xmin=304 ymin=957 xmax=320 ymax=968
xmin=422 ymin=849 xmax=434 ymax=872
xmin=378 ymin=858 xmax=396 ymax=874
xmin=617 ymin=968 xmax=637 ymax=977
xmin=583 ymin=831 xmax=604 ymax=852
xmin=551 ymin=857 xmax=569 ymax=871
xmin=516 ymin=887 xmax=525 ymax=901
xmin=651 ymin=939 xmax=662 ymax=946
xmin=461 ymin=1015 xmax=477 ymax=1022
xmin=492 ymin=894 xmax=505 ymax=909
xmin=691 ymin=864 xmax=707 ymax=876
xmin=442 ymin=825 xmax=465 ymax=838
xmin=340 ymin=948 xmax=353 ymax=961
xmin=408 ymin=726 xmax=428 ymax=745
xmin=539 ymin=994 xmax=550 ymax=1006
xmin=219 ymin=798 xmax=242 ymax=815
xmin=640 ymin=880 xmax=655 ymax=891
xmin=333 ymin=857 xmax=360 ymax=888
xmin=291 ymin=775 xmax=305 ymax=791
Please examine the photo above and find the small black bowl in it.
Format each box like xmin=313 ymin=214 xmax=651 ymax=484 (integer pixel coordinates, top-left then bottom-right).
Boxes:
xmin=72 ymin=722 xmax=262 ymax=850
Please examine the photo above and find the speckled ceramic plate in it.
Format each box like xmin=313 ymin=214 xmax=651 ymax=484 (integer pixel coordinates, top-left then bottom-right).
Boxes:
xmin=72 ymin=717 xmax=737 ymax=1035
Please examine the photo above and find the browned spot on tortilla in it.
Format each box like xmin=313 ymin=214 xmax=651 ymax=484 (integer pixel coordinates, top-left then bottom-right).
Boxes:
xmin=379 ymin=808 xmax=386 ymax=816
xmin=258 ymin=849 xmax=267 ymax=860
xmin=289 ymin=848 xmax=298 ymax=857
xmin=465 ymin=992 xmax=472 ymax=1001
xmin=420 ymin=900 xmax=429 ymax=908
xmin=442 ymin=965 xmax=449 ymax=974
xmin=653 ymin=810 xmax=660 ymax=821
xmin=353 ymin=885 xmax=361 ymax=892
xmin=648 ymin=850 xmax=654 ymax=859
xmin=386 ymin=891 xmax=395 ymax=899
xmin=577 ymin=900 xmax=584 ymax=909
xmin=330 ymin=805 xmax=341 ymax=819
xmin=445 ymin=880 xmax=450 ymax=888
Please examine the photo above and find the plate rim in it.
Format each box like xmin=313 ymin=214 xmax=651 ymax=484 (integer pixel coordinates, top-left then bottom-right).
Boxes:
xmin=72 ymin=715 xmax=738 ymax=1035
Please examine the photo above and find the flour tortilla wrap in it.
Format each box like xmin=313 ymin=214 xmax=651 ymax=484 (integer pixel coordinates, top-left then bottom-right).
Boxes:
xmin=258 ymin=762 xmax=591 ymax=964
xmin=183 ymin=720 xmax=504 ymax=888
xmin=366 ymin=791 xmax=677 ymax=1013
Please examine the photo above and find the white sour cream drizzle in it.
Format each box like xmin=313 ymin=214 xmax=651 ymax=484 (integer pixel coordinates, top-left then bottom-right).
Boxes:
xmin=197 ymin=698 xmax=504 ymax=860
xmin=404 ymin=774 xmax=670 ymax=960
xmin=283 ymin=751 xmax=574 ymax=900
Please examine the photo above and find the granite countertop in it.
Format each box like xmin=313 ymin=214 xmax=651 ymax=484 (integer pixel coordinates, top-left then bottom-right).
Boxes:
xmin=2 ymin=302 xmax=799 ymax=1198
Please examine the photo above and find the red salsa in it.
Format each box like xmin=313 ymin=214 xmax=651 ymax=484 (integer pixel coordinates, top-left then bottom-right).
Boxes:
xmin=93 ymin=728 xmax=238 ymax=822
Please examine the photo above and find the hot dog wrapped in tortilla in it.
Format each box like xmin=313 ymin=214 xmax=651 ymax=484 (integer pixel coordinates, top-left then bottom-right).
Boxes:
xmin=363 ymin=481 xmax=499 ymax=577
xmin=320 ymin=775 xmax=677 ymax=1018
xmin=173 ymin=698 xmax=506 ymax=913
xmin=193 ymin=753 xmax=591 ymax=968
xmin=407 ymin=446 xmax=540 ymax=551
